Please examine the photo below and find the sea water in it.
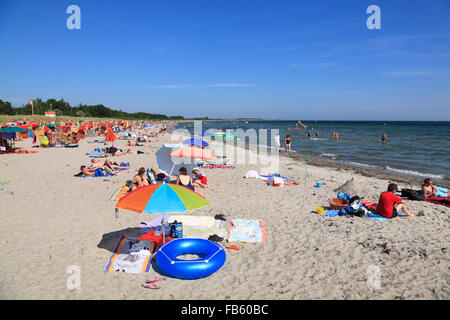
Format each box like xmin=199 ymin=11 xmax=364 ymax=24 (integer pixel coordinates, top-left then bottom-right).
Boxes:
xmin=179 ymin=120 xmax=450 ymax=184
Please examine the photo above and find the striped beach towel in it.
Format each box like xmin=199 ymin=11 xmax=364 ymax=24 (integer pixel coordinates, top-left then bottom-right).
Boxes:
xmin=104 ymin=236 xmax=157 ymax=273
xmin=109 ymin=184 xmax=130 ymax=201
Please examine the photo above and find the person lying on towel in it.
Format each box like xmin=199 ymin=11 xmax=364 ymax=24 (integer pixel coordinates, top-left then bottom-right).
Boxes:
xmin=376 ymin=183 xmax=416 ymax=218
xmin=127 ymin=140 xmax=149 ymax=147
xmin=112 ymin=149 xmax=151 ymax=156
xmin=79 ymin=165 xmax=119 ymax=177
xmin=422 ymin=178 xmax=449 ymax=198
xmin=90 ymin=158 xmax=128 ymax=171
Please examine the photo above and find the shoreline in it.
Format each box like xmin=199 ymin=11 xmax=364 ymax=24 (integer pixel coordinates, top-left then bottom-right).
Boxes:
xmin=230 ymin=140 xmax=450 ymax=189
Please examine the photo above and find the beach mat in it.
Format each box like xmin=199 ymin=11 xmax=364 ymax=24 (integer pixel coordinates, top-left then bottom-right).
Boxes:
xmin=104 ymin=236 xmax=157 ymax=273
xmin=140 ymin=215 xmax=228 ymax=239
xmin=227 ymin=219 xmax=266 ymax=243
xmin=424 ymin=196 xmax=450 ymax=208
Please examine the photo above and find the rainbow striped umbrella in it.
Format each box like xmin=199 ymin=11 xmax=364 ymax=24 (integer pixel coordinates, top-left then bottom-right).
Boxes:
xmin=116 ymin=183 xmax=210 ymax=214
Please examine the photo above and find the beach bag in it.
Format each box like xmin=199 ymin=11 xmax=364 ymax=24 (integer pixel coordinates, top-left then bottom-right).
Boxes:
xmin=41 ymin=136 xmax=49 ymax=146
xmin=401 ymin=189 xmax=425 ymax=201
xmin=169 ymin=220 xmax=183 ymax=238
xmin=270 ymin=176 xmax=284 ymax=187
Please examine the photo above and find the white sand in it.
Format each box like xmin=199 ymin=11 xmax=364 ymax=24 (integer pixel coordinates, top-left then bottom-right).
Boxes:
xmin=0 ymin=132 xmax=449 ymax=299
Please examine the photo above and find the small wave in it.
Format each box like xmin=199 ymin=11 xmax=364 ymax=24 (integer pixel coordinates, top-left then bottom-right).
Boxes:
xmin=385 ymin=166 xmax=444 ymax=179
xmin=321 ymin=153 xmax=338 ymax=158
xmin=348 ymin=161 xmax=379 ymax=169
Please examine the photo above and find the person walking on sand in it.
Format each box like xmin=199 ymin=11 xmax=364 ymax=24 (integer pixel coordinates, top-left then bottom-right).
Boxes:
xmin=376 ymin=183 xmax=416 ymax=218
xmin=284 ymin=134 xmax=291 ymax=152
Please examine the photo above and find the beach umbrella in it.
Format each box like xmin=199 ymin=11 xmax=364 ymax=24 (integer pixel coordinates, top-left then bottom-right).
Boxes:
xmin=116 ymin=183 xmax=210 ymax=215
xmin=156 ymin=144 xmax=194 ymax=176
xmin=116 ymin=182 xmax=211 ymax=245
xmin=0 ymin=127 xmax=29 ymax=134
xmin=169 ymin=146 xmax=216 ymax=160
xmin=183 ymin=137 xmax=209 ymax=147
xmin=0 ymin=127 xmax=29 ymax=148
xmin=212 ymin=132 xmax=238 ymax=140
xmin=105 ymin=127 xmax=117 ymax=143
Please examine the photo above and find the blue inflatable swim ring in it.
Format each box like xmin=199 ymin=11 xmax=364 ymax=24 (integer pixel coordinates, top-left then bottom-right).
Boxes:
xmin=156 ymin=238 xmax=226 ymax=279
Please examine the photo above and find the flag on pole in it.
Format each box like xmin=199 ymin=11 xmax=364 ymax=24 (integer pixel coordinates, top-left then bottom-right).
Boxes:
xmin=28 ymin=99 xmax=33 ymax=105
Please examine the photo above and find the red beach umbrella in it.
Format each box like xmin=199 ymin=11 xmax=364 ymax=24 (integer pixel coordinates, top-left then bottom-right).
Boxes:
xmin=105 ymin=127 xmax=117 ymax=142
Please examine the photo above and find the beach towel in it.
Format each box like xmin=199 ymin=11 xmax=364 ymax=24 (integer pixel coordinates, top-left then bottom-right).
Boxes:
xmin=227 ymin=219 xmax=266 ymax=243
xmin=323 ymin=208 xmax=406 ymax=221
xmin=104 ymin=236 xmax=157 ymax=273
xmin=0 ymin=180 xmax=9 ymax=185
xmin=6 ymin=151 xmax=38 ymax=154
xmin=259 ymin=174 xmax=299 ymax=186
xmin=139 ymin=215 xmax=228 ymax=240
xmin=424 ymin=196 xmax=450 ymax=208
xmin=109 ymin=184 xmax=130 ymax=201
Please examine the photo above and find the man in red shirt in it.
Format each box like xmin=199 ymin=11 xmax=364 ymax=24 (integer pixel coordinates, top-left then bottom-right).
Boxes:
xmin=376 ymin=184 xmax=416 ymax=218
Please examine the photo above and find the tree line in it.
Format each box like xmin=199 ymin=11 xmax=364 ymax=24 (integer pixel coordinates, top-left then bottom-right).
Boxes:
xmin=0 ymin=98 xmax=184 ymax=120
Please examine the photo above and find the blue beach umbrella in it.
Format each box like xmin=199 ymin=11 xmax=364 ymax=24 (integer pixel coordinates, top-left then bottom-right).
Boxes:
xmin=183 ymin=138 xmax=209 ymax=147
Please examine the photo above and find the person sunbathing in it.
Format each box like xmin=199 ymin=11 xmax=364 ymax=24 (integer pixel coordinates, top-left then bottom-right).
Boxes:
xmin=90 ymin=158 xmax=128 ymax=171
xmin=131 ymin=167 xmax=149 ymax=190
xmin=127 ymin=140 xmax=149 ymax=147
xmin=176 ymin=167 xmax=195 ymax=191
xmin=422 ymin=178 xmax=449 ymax=198
xmin=81 ymin=163 xmax=119 ymax=176
xmin=79 ymin=165 xmax=106 ymax=177
xmin=114 ymin=149 xmax=151 ymax=156
xmin=10 ymin=147 xmax=33 ymax=153
xmin=192 ymin=168 xmax=209 ymax=189
xmin=376 ymin=183 xmax=416 ymax=218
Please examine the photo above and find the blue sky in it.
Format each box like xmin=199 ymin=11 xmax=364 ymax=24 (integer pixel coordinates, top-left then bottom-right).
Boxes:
xmin=1 ymin=0 xmax=449 ymax=120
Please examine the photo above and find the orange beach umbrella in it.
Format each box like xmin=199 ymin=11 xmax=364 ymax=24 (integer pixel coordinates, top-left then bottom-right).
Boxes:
xmin=105 ymin=127 xmax=117 ymax=142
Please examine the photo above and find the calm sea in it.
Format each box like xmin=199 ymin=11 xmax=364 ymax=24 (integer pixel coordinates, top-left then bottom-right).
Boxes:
xmin=179 ymin=120 xmax=450 ymax=184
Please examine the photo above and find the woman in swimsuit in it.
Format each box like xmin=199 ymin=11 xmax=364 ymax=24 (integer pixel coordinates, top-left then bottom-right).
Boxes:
xmin=176 ymin=167 xmax=195 ymax=191
xmin=131 ymin=167 xmax=149 ymax=191
xmin=284 ymin=135 xmax=291 ymax=152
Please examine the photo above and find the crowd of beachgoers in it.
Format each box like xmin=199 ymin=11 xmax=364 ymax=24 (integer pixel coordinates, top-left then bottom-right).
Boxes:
xmin=0 ymin=118 xmax=449 ymax=299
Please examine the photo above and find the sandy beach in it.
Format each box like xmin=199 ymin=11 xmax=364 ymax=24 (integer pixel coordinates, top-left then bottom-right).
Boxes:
xmin=0 ymin=129 xmax=449 ymax=300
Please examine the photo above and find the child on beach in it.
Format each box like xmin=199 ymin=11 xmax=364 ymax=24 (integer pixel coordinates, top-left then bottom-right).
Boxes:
xmin=192 ymin=168 xmax=208 ymax=189
xmin=376 ymin=183 xmax=416 ymax=218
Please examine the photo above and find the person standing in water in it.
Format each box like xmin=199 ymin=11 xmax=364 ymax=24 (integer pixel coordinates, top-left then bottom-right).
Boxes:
xmin=332 ymin=131 xmax=335 ymax=139
xmin=307 ymin=130 xmax=311 ymax=137
xmin=335 ymin=131 xmax=339 ymax=140
xmin=284 ymin=134 xmax=291 ymax=152
xmin=382 ymin=133 xmax=387 ymax=143
xmin=315 ymin=131 xmax=320 ymax=138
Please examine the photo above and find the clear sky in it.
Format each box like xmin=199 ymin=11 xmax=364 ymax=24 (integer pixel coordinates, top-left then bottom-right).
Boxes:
xmin=1 ymin=0 xmax=449 ymax=120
